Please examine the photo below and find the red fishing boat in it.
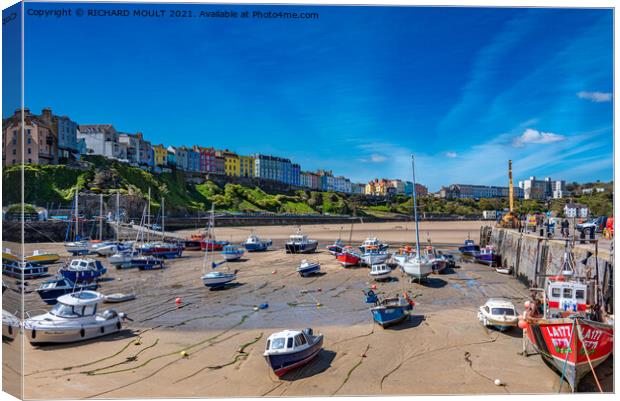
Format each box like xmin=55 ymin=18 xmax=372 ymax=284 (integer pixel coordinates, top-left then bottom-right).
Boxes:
xmin=520 ymin=243 xmax=613 ymax=392
xmin=183 ymin=232 xmax=206 ymax=251
xmin=337 ymin=247 xmax=361 ymax=267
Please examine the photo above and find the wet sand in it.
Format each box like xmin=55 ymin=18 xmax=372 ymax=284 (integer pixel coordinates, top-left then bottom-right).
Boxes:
xmin=2 ymin=221 xmax=613 ymax=398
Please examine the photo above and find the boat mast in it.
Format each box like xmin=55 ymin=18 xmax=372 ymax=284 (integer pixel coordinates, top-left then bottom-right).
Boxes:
xmin=99 ymin=193 xmax=103 ymax=241
xmin=147 ymin=187 xmax=151 ymax=243
xmin=411 ymin=154 xmax=421 ymax=258
xmin=161 ymin=197 xmax=165 ymax=241
xmin=116 ymin=191 xmax=120 ymax=242
xmin=75 ymin=187 xmax=79 ymax=241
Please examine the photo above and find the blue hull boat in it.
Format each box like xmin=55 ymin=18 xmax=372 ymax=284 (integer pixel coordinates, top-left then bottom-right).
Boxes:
xmin=297 ymin=260 xmax=321 ymax=277
xmin=59 ymin=258 xmax=107 ymax=283
xmin=244 ymin=240 xmax=272 ymax=252
xmin=369 ymin=294 xmax=414 ymax=328
xmin=3 ymin=261 xmax=48 ymax=280
xmin=458 ymin=239 xmax=480 ymax=256
xmin=36 ymin=277 xmax=98 ymax=305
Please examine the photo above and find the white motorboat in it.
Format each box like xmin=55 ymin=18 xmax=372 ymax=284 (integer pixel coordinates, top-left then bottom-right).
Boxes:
xmin=108 ymin=249 xmax=139 ymax=266
xmin=285 ymin=230 xmax=318 ymax=254
xmin=201 ymin=271 xmax=237 ymax=288
xmin=369 ymin=263 xmax=392 ymax=281
xmin=2 ymin=310 xmax=20 ymax=341
xmin=359 ymin=237 xmax=388 ymax=253
xmin=64 ymin=240 xmax=90 ymax=255
xmin=200 ymin=204 xmax=237 ymax=289
xmin=23 ymin=291 xmax=127 ymax=344
xmin=477 ymin=298 xmax=518 ymax=331
xmin=264 ymin=328 xmax=324 ymax=377
xmin=96 ymin=242 xmax=132 ymax=257
xmin=361 ymin=248 xmax=389 ymax=266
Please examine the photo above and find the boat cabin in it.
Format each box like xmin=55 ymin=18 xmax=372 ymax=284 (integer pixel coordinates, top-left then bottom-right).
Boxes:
xmin=545 ymin=278 xmax=588 ymax=316
xmin=50 ymin=291 xmax=104 ymax=319
xmin=288 ymin=235 xmax=308 ymax=244
xmin=67 ymin=258 xmax=100 ymax=271
xmin=482 ymin=298 xmax=517 ymax=317
xmin=265 ymin=329 xmax=313 ymax=354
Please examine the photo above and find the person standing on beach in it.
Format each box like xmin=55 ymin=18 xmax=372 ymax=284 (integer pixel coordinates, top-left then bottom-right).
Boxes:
xmin=561 ymin=219 xmax=570 ymax=238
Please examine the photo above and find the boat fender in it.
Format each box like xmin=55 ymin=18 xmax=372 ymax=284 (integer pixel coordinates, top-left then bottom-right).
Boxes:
xmin=31 ymin=329 xmax=36 ymax=339
xmin=80 ymin=328 xmax=85 ymax=338
xmin=101 ymin=326 xmax=105 ymax=334
xmin=117 ymin=321 xmax=121 ymax=330
xmin=8 ymin=325 xmax=12 ymax=336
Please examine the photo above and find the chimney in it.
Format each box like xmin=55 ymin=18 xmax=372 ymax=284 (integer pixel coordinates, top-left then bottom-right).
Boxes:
xmin=41 ymin=107 xmax=53 ymax=123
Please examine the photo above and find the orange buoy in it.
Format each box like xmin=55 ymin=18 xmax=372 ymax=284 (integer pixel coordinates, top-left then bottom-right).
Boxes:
xmin=175 ymin=297 xmax=182 ymax=305
xmin=371 ymin=284 xmax=377 ymax=290
xmin=518 ymin=319 xmax=529 ymax=330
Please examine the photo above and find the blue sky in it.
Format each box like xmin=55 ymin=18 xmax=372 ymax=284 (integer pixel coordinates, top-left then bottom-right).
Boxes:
xmin=12 ymin=3 xmax=614 ymax=190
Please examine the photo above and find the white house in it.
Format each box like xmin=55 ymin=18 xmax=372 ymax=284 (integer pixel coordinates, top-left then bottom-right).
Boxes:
xmin=564 ymin=203 xmax=589 ymax=218
xmin=482 ymin=210 xmax=497 ymax=220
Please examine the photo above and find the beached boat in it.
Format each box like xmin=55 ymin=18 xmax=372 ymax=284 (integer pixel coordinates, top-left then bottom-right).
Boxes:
xmin=458 ymin=239 xmax=480 ymax=256
xmin=2 ymin=310 xmax=20 ymax=341
xmin=58 ymin=258 xmax=106 ymax=283
xmin=2 ymin=248 xmax=19 ymax=263
xmin=104 ymin=293 xmax=136 ymax=303
xmin=425 ymin=246 xmax=447 ymax=273
xmin=183 ymin=239 xmax=203 ymax=251
xmin=297 ymin=260 xmax=321 ymax=277
xmin=495 ymin=266 xmax=512 ymax=274
xmin=108 ymin=249 xmax=139 ymax=266
xmin=200 ymin=239 xmax=230 ymax=251
xmin=361 ymin=247 xmax=389 ymax=266
xmin=64 ymin=189 xmax=90 ymax=255
xmin=139 ymin=242 xmax=184 ymax=259
xmin=136 ymin=256 xmax=165 ymax=270
xmin=475 ymin=245 xmax=498 ymax=266
xmin=401 ymin=155 xmax=433 ymax=282
xmin=23 ymin=291 xmax=128 ymax=344
xmin=95 ymin=242 xmax=132 ymax=257
xmin=222 ymin=245 xmax=244 ymax=261
xmin=337 ymin=247 xmax=361 ymax=267
xmin=36 ymin=277 xmax=99 ymax=305
xmin=244 ymin=233 xmax=272 ymax=252
xmin=359 ymin=237 xmax=388 ymax=254
xmin=392 ymin=245 xmax=415 ymax=267
xmin=201 ymin=205 xmax=237 ymax=289
xmin=369 ymin=263 xmax=392 ymax=281
xmin=25 ymin=250 xmax=61 ymax=265
xmin=285 ymin=230 xmax=318 ymax=254
xmin=521 ymin=243 xmax=614 ymax=391
xmin=326 ymin=239 xmax=345 ymax=256
xmin=478 ymin=298 xmax=518 ymax=331
xmin=264 ymin=328 xmax=324 ymax=377
xmin=3 ymin=260 xmax=49 ymax=280
xmin=370 ymin=293 xmax=414 ymax=328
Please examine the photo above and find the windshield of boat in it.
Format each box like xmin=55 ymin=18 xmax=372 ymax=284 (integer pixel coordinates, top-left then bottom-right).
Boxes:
xmin=491 ymin=308 xmax=515 ymax=316
xmin=50 ymin=303 xmax=97 ymax=318
xmin=270 ymin=337 xmax=286 ymax=350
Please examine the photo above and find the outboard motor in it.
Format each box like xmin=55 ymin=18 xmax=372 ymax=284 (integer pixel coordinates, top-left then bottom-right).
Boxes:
xmin=102 ymin=309 xmax=119 ymax=320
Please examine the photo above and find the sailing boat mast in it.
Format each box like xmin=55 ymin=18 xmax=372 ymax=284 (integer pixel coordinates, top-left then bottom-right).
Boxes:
xmin=147 ymin=187 xmax=151 ymax=243
xmin=161 ymin=197 xmax=165 ymax=241
xmin=411 ymin=154 xmax=421 ymax=258
xmin=116 ymin=191 xmax=120 ymax=242
xmin=74 ymin=187 xmax=79 ymax=241
xmin=99 ymin=193 xmax=103 ymax=241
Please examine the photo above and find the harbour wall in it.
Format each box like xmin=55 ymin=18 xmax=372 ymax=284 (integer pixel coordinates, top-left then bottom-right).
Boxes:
xmin=488 ymin=227 xmax=614 ymax=313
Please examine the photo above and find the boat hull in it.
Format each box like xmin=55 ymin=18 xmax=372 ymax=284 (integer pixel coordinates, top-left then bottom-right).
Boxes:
xmin=25 ymin=254 xmax=60 ymax=264
xmin=297 ymin=264 xmax=321 ymax=277
xmin=285 ymin=242 xmax=318 ymax=254
xmin=222 ymin=252 xmax=244 ymax=261
xmin=371 ymin=305 xmax=409 ymax=328
xmin=37 ymin=284 xmax=99 ymax=305
xmin=402 ymin=260 xmax=433 ymax=280
xmin=362 ymin=253 xmax=389 ymax=266
xmin=3 ymin=264 xmax=49 ymax=279
xmin=337 ymin=253 xmax=360 ymax=267
xmin=183 ymin=240 xmax=202 ymax=251
xmin=244 ymin=241 xmax=272 ymax=252
xmin=265 ymin=336 xmax=323 ymax=377
xmin=23 ymin=318 xmax=122 ymax=344
xmin=370 ymin=271 xmax=391 ymax=281
xmin=202 ymin=273 xmax=236 ymax=288
xmin=524 ymin=317 xmax=614 ymax=391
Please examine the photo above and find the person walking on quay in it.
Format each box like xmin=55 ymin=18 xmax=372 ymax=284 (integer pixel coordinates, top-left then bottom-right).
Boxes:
xmin=561 ymin=218 xmax=570 ymax=238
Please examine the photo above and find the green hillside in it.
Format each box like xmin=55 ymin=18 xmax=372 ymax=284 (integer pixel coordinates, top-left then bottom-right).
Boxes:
xmin=2 ymin=157 xmax=613 ymax=217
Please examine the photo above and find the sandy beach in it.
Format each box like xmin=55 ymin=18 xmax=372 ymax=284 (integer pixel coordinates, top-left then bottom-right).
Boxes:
xmin=2 ymin=221 xmax=613 ymax=398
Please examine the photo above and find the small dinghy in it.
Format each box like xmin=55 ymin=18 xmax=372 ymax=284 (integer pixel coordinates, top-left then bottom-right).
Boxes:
xmin=478 ymin=298 xmax=518 ymax=331
xmin=222 ymin=245 xmax=244 ymax=261
xmin=23 ymin=291 xmax=129 ymax=344
xmin=495 ymin=266 xmax=512 ymax=275
xmin=104 ymin=293 xmax=136 ymax=303
xmin=369 ymin=263 xmax=392 ymax=281
xmin=2 ymin=310 xmax=20 ymax=341
xmin=264 ymin=328 xmax=324 ymax=377
xmin=36 ymin=277 xmax=98 ymax=305
xmin=244 ymin=233 xmax=272 ymax=252
xmin=25 ymin=250 xmax=61 ymax=265
xmin=297 ymin=260 xmax=321 ymax=277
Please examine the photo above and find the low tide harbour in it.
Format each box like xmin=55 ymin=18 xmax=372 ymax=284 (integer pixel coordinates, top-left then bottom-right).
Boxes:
xmin=2 ymin=221 xmax=613 ymax=398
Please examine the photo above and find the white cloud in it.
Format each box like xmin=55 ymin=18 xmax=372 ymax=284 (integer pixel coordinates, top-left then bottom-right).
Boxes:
xmin=512 ymin=128 xmax=566 ymax=147
xmin=577 ymin=91 xmax=612 ymax=103
xmin=445 ymin=152 xmax=457 ymax=158
xmin=360 ymin=153 xmax=387 ymax=163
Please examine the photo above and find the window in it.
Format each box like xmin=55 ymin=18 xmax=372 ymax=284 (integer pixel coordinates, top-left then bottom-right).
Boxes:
xmin=576 ymin=289 xmax=585 ymax=300
xmin=286 ymin=337 xmax=293 ymax=349
xmin=563 ymin=288 xmax=573 ymax=298
xmin=551 ymin=288 xmax=561 ymax=298
xmin=27 ymin=137 xmax=31 ymax=144
xmin=294 ymin=335 xmax=302 ymax=347
xmin=27 ymin=148 xmax=31 ymax=154
xmin=491 ymin=308 xmax=515 ymax=316
xmin=265 ymin=340 xmax=271 ymax=350
xmin=299 ymin=334 xmax=307 ymax=345
xmin=12 ymin=149 xmax=16 ymax=155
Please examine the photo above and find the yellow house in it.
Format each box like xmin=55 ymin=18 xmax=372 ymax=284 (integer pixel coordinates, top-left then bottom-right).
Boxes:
xmin=216 ymin=150 xmax=240 ymax=176
xmin=239 ymin=155 xmax=255 ymax=177
xmin=153 ymin=144 xmax=167 ymax=167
